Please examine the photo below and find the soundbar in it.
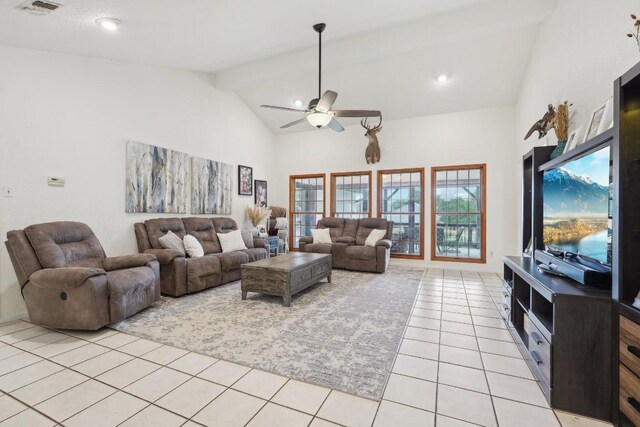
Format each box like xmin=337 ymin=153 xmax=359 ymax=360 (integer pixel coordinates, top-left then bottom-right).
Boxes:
xmin=535 ymin=249 xmax=612 ymax=288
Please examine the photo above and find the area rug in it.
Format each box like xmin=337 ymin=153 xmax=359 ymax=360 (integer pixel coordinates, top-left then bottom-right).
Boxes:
xmin=112 ymin=267 xmax=423 ymax=399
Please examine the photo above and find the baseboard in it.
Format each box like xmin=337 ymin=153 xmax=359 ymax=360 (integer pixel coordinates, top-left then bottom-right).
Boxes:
xmin=0 ymin=311 xmax=28 ymax=325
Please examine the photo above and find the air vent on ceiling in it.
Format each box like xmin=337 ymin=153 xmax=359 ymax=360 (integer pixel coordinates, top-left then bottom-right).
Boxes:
xmin=18 ymin=0 xmax=61 ymax=15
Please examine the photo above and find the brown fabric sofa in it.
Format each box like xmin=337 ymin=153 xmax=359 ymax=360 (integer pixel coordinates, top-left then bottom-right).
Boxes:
xmin=5 ymin=221 xmax=160 ymax=330
xmin=134 ymin=217 xmax=268 ymax=296
xmin=299 ymin=218 xmax=393 ymax=273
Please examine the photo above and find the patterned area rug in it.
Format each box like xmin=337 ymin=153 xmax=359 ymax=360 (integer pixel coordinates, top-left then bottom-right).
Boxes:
xmin=112 ymin=267 xmax=422 ymax=399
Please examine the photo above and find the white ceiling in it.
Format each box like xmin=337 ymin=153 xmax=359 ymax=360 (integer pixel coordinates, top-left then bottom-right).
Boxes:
xmin=0 ymin=0 xmax=486 ymax=71
xmin=0 ymin=0 xmax=558 ymax=134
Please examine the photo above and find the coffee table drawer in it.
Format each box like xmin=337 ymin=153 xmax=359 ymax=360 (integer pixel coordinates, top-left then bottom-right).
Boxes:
xmin=312 ymin=262 xmax=331 ymax=278
xmin=291 ymin=268 xmax=313 ymax=285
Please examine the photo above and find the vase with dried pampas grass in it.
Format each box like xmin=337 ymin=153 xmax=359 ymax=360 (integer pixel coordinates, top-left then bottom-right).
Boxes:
xmin=246 ymin=204 xmax=271 ymax=236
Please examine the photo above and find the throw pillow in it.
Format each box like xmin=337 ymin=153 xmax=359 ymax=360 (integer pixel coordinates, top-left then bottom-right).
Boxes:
xmin=217 ymin=230 xmax=248 ymax=253
xmin=183 ymin=234 xmax=204 ymax=258
xmin=365 ymin=229 xmax=387 ymax=247
xmin=240 ymin=230 xmax=255 ymax=248
xmin=275 ymin=217 xmax=288 ymax=230
xmin=311 ymin=228 xmax=332 ymax=244
xmin=158 ymin=230 xmax=186 ymax=256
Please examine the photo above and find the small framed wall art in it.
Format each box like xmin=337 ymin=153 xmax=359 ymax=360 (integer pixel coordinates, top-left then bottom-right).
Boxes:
xmin=585 ymin=99 xmax=613 ymax=142
xmin=238 ymin=165 xmax=253 ymax=196
xmin=255 ymin=180 xmax=267 ymax=207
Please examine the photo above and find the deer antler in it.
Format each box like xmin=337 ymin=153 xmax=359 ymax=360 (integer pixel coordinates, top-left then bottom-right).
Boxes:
xmin=360 ymin=116 xmax=383 ymax=132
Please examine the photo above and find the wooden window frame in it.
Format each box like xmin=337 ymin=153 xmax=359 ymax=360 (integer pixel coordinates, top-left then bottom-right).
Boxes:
xmin=330 ymin=171 xmax=373 ymax=218
xmin=289 ymin=173 xmax=326 ymax=251
xmin=430 ymin=163 xmax=487 ymax=264
xmin=377 ymin=168 xmax=425 ymax=260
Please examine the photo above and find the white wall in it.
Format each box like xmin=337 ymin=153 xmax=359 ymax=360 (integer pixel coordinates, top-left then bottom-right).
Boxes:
xmin=0 ymin=45 xmax=276 ymax=322
xmin=272 ymin=106 xmax=518 ymax=273
xmin=518 ymin=0 xmax=639 ymax=146
xmin=515 ymin=0 xmax=640 ymax=249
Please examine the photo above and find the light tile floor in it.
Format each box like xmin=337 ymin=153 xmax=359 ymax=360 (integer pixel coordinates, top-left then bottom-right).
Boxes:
xmin=0 ymin=269 xmax=615 ymax=426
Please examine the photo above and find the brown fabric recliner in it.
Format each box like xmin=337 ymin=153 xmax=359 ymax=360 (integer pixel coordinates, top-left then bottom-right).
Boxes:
xmin=134 ymin=217 xmax=268 ymax=297
xmin=5 ymin=221 xmax=160 ymax=330
xmin=299 ymin=217 xmax=393 ymax=273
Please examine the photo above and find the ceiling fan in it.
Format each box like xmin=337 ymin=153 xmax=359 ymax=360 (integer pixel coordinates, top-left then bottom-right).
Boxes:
xmin=260 ymin=23 xmax=382 ymax=132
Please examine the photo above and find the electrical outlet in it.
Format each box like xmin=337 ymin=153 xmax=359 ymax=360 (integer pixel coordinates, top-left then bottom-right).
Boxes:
xmin=2 ymin=186 xmax=15 ymax=198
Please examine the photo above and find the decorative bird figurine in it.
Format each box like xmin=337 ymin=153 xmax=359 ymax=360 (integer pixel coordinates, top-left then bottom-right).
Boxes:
xmin=524 ymin=104 xmax=556 ymax=140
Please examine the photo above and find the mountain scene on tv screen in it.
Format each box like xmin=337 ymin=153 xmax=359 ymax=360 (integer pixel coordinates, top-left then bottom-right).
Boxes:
xmin=543 ymin=149 xmax=610 ymax=262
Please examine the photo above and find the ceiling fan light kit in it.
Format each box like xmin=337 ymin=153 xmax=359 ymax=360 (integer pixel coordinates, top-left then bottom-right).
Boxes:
xmin=260 ymin=23 xmax=381 ymax=132
xmin=307 ymin=112 xmax=332 ymax=128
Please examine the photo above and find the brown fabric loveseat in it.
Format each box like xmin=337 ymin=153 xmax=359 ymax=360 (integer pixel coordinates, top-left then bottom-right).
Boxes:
xmin=5 ymin=221 xmax=160 ymax=330
xmin=299 ymin=218 xmax=393 ymax=273
xmin=134 ymin=217 xmax=268 ymax=297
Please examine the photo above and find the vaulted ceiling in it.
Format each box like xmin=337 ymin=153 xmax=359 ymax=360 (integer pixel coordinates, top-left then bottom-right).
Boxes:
xmin=0 ymin=0 xmax=558 ymax=134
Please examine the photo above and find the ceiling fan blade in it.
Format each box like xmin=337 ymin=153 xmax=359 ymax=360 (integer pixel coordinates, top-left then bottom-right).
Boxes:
xmin=280 ymin=117 xmax=308 ymax=129
xmin=261 ymin=104 xmax=308 ymax=113
xmin=331 ymin=110 xmax=382 ymax=118
xmin=326 ymin=118 xmax=344 ymax=132
xmin=315 ymin=90 xmax=338 ymax=113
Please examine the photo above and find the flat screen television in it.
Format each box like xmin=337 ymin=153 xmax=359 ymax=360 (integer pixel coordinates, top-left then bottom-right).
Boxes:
xmin=542 ymin=145 xmax=612 ymax=265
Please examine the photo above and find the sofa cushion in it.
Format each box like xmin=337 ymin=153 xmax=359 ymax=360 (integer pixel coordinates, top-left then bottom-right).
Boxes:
xmin=317 ymin=217 xmax=345 ymax=240
xmin=212 ymin=217 xmax=238 ymax=234
xmin=182 ymin=218 xmax=221 ymax=254
xmin=355 ymin=218 xmax=389 ymax=246
xmin=242 ymin=248 xmax=268 ymax=262
xmin=343 ymin=219 xmax=359 ymax=238
xmin=24 ymin=222 xmax=105 ymax=269
xmin=158 ymin=231 xmax=186 ymax=255
xmin=218 ymin=230 xmax=248 ymax=253
xmin=241 ymin=231 xmax=254 ymax=249
xmin=183 ymin=235 xmax=204 ymax=258
xmin=345 ymin=245 xmax=376 ymax=260
xmin=311 ymin=228 xmax=332 ymax=244
xmin=145 ymin=218 xmax=186 ymax=249
xmin=303 ymin=243 xmax=333 ymax=254
xmin=365 ymin=229 xmax=387 ymax=247
xmin=216 ymin=251 xmax=250 ymax=272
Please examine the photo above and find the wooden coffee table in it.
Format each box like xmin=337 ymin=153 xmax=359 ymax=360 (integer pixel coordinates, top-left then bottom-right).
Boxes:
xmin=241 ymin=252 xmax=332 ymax=307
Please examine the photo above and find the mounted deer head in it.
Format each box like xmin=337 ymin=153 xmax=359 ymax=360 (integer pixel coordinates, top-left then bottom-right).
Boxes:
xmin=361 ymin=116 xmax=382 ymax=165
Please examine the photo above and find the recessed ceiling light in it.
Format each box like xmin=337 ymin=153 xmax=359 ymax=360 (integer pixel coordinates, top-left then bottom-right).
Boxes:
xmin=96 ymin=18 xmax=120 ymax=31
xmin=436 ymin=74 xmax=449 ymax=83
xmin=294 ymin=99 xmax=304 ymax=108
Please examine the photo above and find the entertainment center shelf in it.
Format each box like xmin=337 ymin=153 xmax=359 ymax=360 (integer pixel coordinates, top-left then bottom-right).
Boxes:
xmin=503 ymin=256 xmax=613 ymax=420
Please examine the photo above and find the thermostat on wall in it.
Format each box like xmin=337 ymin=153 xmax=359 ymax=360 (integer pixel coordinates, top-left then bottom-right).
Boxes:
xmin=48 ymin=177 xmax=65 ymax=187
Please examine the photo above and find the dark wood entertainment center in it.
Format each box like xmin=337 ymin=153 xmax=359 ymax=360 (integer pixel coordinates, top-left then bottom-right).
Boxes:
xmin=505 ymin=62 xmax=640 ymax=425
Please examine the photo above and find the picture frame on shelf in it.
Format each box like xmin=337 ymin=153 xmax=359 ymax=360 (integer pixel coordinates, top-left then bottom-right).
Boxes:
xmin=585 ymin=98 xmax=613 ymax=142
xmin=255 ymin=179 xmax=267 ymax=207
xmin=238 ymin=165 xmax=253 ymax=196
xmin=564 ymin=127 xmax=582 ymax=153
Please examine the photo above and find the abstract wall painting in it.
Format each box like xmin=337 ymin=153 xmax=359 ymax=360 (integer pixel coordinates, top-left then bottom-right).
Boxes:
xmin=192 ymin=157 xmax=234 ymax=214
xmin=125 ymin=141 xmax=189 ymax=213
